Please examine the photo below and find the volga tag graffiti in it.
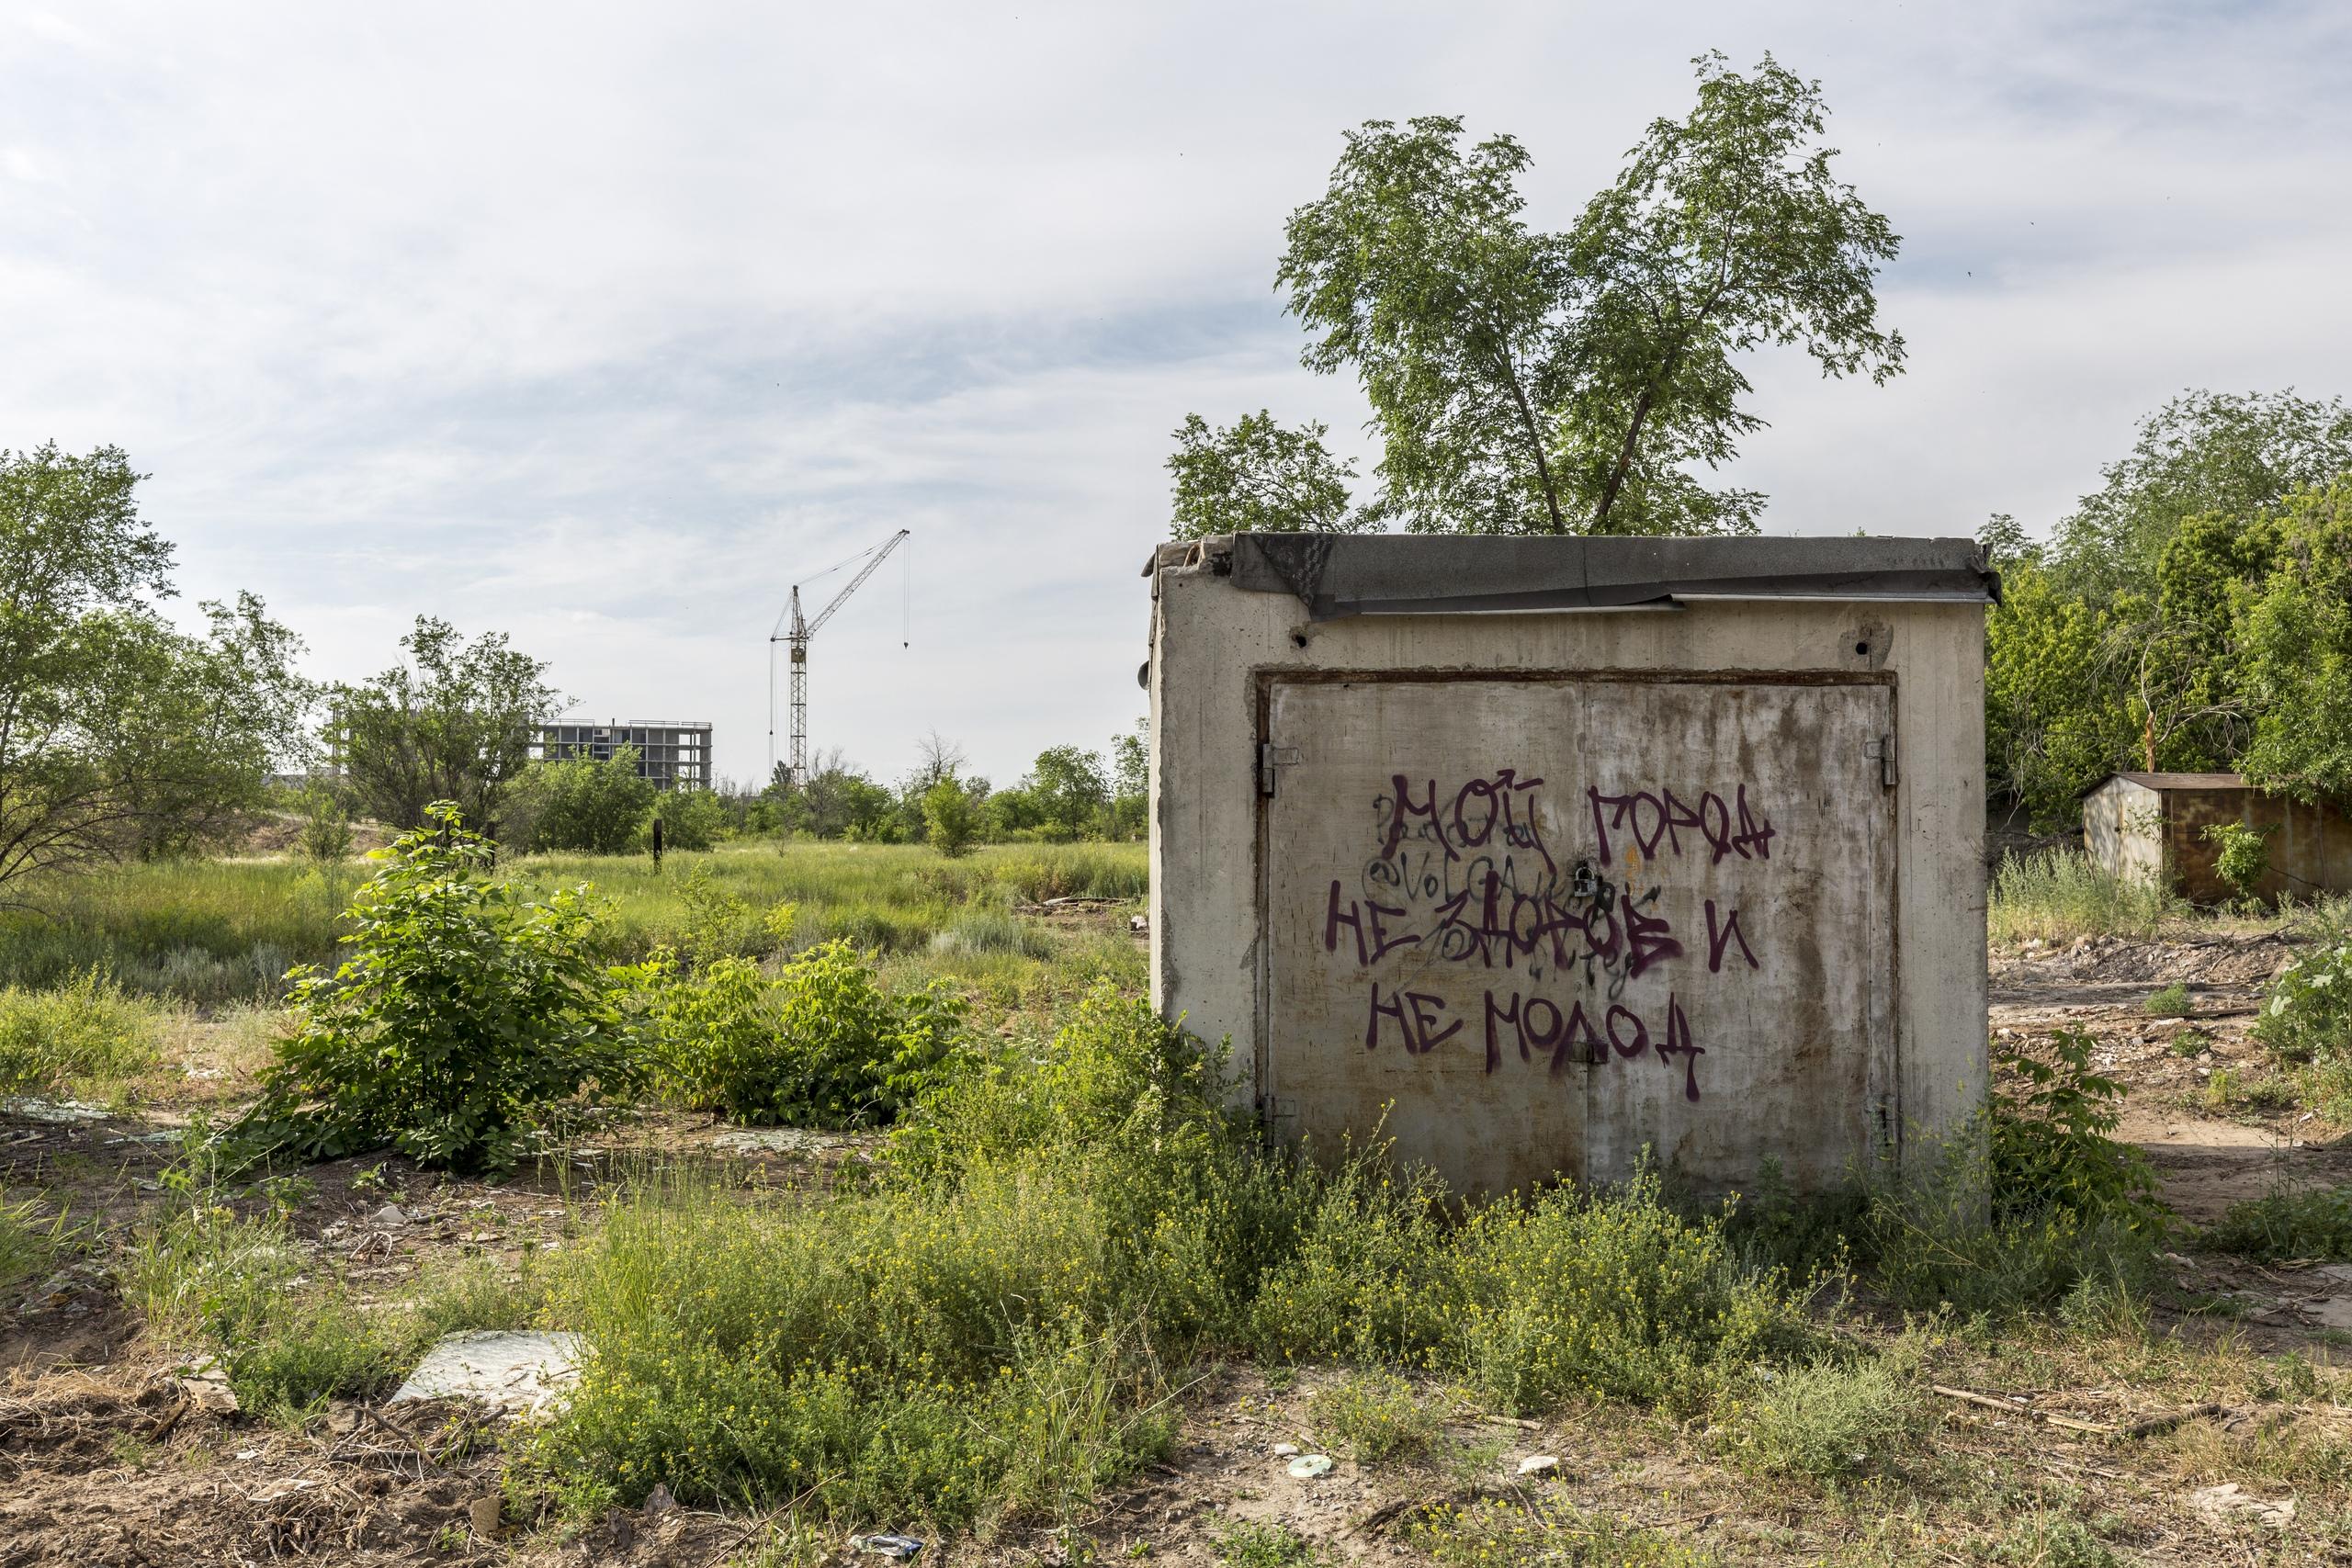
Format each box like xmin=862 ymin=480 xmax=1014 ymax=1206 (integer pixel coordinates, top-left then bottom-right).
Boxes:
xmin=1319 ymin=769 xmax=1779 ymax=1102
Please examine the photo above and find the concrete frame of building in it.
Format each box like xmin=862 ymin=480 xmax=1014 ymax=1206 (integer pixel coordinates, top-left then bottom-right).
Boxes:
xmin=531 ymin=720 xmax=712 ymax=790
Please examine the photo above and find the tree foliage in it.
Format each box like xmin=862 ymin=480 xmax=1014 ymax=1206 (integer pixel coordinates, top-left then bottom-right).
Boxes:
xmin=2048 ymin=390 xmax=2352 ymax=602
xmin=1271 ymin=53 xmax=1901 ymax=536
xmin=1165 ymin=411 xmax=1371 ymax=538
xmin=330 ymin=617 xmax=559 ymax=831
xmin=237 ymin=804 xmax=639 ymax=1170
xmin=0 ymin=444 xmax=309 ymax=901
xmin=513 ymin=746 xmax=656 ymax=854
xmin=1984 ymin=392 xmax=2352 ymax=829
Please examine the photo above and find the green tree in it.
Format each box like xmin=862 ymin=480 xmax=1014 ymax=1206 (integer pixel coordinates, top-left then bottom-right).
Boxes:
xmin=0 ymin=444 xmax=311 ymax=901
xmin=1275 ymin=53 xmax=1901 ymax=536
xmin=1027 ymin=745 xmax=1109 ymax=840
xmin=922 ymin=775 xmax=978 ymax=857
xmin=2235 ymin=481 xmax=2352 ymax=803
xmin=514 ymin=746 xmax=656 ymax=853
xmin=330 ymin=617 xmax=560 ymax=830
xmin=1107 ymin=720 xmax=1148 ymax=840
xmin=2048 ymin=389 xmax=2352 ymax=602
xmin=1983 ymin=559 xmax=2140 ymax=826
xmin=652 ymin=786 xmax=730 ymax=852
xmin=1165 ymin=411 xmax=1372 ymax=539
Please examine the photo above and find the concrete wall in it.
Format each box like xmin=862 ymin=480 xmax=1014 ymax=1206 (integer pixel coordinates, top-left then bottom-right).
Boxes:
xmin=1148 ymin=548 xmax=1989 ymax=1193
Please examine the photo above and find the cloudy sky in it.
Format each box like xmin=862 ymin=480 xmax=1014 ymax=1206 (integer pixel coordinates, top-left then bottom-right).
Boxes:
xmin=5 ymin=2 xmax=2347 ymax=786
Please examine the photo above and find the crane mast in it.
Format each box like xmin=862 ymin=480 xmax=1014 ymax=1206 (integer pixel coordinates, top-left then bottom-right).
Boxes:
xmin=769 ymin=529 xmax=910 ymax=787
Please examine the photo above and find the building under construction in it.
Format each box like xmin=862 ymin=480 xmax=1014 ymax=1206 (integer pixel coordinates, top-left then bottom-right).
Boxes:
xmin=532 ymin=720 xmax=712 ymax=790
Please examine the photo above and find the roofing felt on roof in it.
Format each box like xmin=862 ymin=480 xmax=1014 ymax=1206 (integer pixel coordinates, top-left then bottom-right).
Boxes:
xmin=2102 ymin=772 xmax=2254 ymax=791
xmin=1149 ymin=532 xmax=2000 ymax=621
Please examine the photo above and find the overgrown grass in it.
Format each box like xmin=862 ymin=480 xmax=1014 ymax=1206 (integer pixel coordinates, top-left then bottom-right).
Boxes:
xmin=0 ymin=842 xmax=1145 ymax=1002
xmin=2205 ymin=1183 xmax=2352 ymax=1261
xmin=0 ymin=969 xmax=167 ymax=1097
xmin=514 ymin=986 xmax=1817 ymax=1536
xmin=124 ymin=1190 xmax=548 ymax=1417
xmin=1723 ymin=1354 xmax=1927 ymax=1481
xmin=1989 ymin=851 xmax=2187 ymax=944
xmin=1407 ymin=1496 xmax=1718 ymax=1565
xmin=0 ymin=1188 xmax=79 ymax=1299
xmin=1306 ymin=1371 xmax=1441 ymax=1462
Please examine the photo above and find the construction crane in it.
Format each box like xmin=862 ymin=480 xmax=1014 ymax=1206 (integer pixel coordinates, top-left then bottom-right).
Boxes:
xmin=768 ymin=529 xmax=910 ymax=787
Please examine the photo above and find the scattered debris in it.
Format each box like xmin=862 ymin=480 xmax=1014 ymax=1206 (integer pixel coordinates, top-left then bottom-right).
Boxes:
xmin=849 ymin=1532 xmax=924 ymax=1558
xmin=3 ymin=1098 xmax=108 ymax=1124
xmin=389 ymin=1329 xmax=585 ymax=1416
xmin=367 ymin=1202 xmax=411 ymax=1229
xmin=711 ymin=1126 xmax=831 ymax=1156
xmin=1286 ymin=1453 xmax=1334 ymax=1479
xmin=1517 ymin=1454 xmax=1559 ymax=1476
xmin=1271 ymin=1442 xmax=1299 ymax=1457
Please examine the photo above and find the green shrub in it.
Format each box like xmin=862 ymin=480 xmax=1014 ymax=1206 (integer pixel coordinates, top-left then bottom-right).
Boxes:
xmin=2142 ymin=982 xmax=2194 ymax=1018
xmin=1989 ymin=851 xmax=2183 ymax=944
xmin=654 ymin=940 xmax=965 ymax=1128
xmin=668 ymin=865 xmax=793 ymax=967
xmin=1991 ymin=1030 xmax=2162 ymax=1231
xmin=513 ymin=749 xmax=656 ymax=854
xmin=1214 ymin=1522 xmax=1320 ymax=1566
xmin=2256 ymin=933 xmax=2352 ymax=1065
xmin=1724 ymin=1357 xmax=1924 ymax=1481
xmin=2206 ymin=1183 xmax=2352 ymax=1261
xmin=923 ymin=777 xmax=979 ymax=859
xmin=1307 ymin=1371 xmax=1439 ymax=1461
xmin=652 ymin=787 xmax=730 ymax=852
xmin=2203 ymin=820 xmax=2273 ymax=901
xmin=0 ymin=968 xmax=164 ymax=1096
xmin=233 ymin=804 xmax=641 ymax=1170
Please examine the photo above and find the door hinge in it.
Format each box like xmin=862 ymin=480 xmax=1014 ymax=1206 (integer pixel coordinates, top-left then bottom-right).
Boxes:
xmin=1257 ymin=741 xmax=1301 ymax=796
xmin=1865 ymin=733 xmax=1896 ymax=790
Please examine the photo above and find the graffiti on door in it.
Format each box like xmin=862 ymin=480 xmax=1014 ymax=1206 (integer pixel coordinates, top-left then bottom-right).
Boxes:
xmin=1317 ymin=769 xmax=1778 ymax=1101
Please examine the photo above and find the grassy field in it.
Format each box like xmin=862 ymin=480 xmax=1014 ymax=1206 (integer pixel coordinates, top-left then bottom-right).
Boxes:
xmin=4 ymin=840 xmax=2352 ymax=1563
xmin=0 ymin=840 xmax=1146 ymax=1006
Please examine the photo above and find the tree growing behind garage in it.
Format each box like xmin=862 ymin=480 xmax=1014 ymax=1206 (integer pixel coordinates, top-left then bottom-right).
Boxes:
xmin=0 ymin=443 xmax=310 ymax=903
xmin=1175 ymin=52 xmax=1903 ymax=539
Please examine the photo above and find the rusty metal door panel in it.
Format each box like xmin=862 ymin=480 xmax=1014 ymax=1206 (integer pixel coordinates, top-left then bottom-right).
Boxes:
xmin=1260 ymin=675 xmax=1895 ymax=1197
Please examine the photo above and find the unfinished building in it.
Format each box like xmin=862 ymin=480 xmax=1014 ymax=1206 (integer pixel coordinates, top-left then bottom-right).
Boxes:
xmin=532 ymin=719 xmax=712 ymax=790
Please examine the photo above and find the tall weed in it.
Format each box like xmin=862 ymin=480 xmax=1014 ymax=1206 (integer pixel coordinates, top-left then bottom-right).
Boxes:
xmin=1990 ymin=851 xmax=2184 ymax=943
xmin=0 ymin=969 xmax=165 ymax=1096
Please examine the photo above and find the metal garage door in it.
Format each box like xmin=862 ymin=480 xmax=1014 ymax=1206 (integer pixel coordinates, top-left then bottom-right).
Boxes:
xmin=1258 ymin=674 xmax=1896 ymax=1197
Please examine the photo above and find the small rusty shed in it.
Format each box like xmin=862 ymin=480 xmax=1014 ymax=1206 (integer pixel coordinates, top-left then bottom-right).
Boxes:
xmin=2083 ymin=773 xmax=2352 ymax=904
xmin=1145 ymin=533 xmax=1998 ymax=1198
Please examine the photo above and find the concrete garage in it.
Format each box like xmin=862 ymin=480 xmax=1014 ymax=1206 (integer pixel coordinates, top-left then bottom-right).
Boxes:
xmin=1144 ymin=533 xmax=1999 ymax=1197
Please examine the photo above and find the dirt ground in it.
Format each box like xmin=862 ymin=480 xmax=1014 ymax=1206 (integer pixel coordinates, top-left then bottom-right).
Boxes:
xmin=7 ymin=930 xmax=2352 ymax=1565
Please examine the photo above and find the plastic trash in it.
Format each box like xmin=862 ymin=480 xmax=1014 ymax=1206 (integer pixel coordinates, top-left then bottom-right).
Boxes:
xmin=849 ymin=1534 xmax=925 ymax=1559
xmin=1517 ymin=1453 xmax=1560 ymax=1476
xmin=1286 ymin=1453 xmax=1335 ymax=1479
